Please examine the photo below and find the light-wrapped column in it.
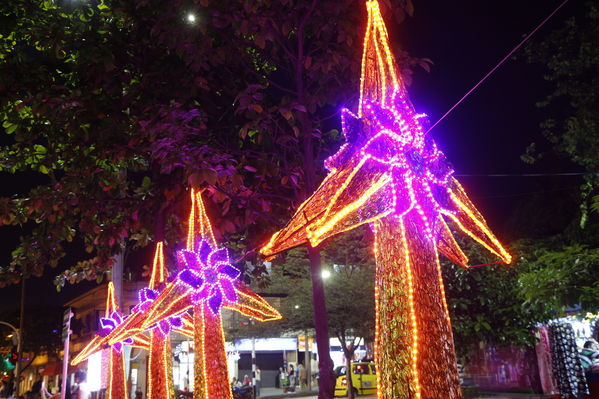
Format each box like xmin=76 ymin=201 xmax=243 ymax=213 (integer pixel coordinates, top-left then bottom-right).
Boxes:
xmin=193 ymin=304 xmax=233 ymax=399
xmin=373 ymin=214 xmax=461 ymax=399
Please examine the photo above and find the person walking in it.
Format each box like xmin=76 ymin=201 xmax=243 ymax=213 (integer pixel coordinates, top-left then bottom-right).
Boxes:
xmin=298 ymin=362 xmax=307 ymax=391
xmin=287 ymin=364 xmax=295 ymax=393
xmin=254 ymin=366 xmax=261 ymax=398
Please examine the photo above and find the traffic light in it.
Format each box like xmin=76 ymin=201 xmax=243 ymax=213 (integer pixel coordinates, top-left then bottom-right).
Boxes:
xmin=9 ymin=347 xmax=18 ymax=366
xmin=62 ymin=308 xmax=74 ymax=341
xmin=1 ymin=353 xmax=15 ymax=371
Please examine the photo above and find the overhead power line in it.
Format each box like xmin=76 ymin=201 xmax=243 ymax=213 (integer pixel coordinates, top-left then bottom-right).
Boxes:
xmin=456 ymin=172 xmax=588 ymax=177
xmin=426 ymin=0 xmax=571 ymax=134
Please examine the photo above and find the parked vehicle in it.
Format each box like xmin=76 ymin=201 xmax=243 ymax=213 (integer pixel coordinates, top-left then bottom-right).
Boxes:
xmin=334 ymin=362 xmax=376 ymax=397
xmin=232 ymin=385 xmax=254 ymax=399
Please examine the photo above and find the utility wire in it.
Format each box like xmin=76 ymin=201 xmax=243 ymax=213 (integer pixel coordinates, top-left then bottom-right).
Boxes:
xmin=456 ymin=172 xmax=587 ymax=177
xmin=426 ymin=0 xmax=571 ymax=134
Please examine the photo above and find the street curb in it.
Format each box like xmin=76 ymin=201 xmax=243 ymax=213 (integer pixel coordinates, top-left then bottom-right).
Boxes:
xmin=259 ymin=392 xmax=318 ymax=399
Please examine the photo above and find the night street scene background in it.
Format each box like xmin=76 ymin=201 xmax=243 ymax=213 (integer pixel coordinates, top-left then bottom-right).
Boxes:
xmin=0 ymin=0 xmax=597 ymax=398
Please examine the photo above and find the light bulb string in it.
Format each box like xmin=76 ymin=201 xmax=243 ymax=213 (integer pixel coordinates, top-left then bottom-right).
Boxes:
xmin=426 ymin=0 xmax=571 ymax=135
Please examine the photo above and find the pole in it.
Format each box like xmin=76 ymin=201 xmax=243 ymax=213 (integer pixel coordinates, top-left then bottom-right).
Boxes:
xmin=251 ymin=337 xmax=256 ymax=399
xmin=14 ymin=277 xmax=25 ymax=396
xmin=305 ymin=331 xmax=311 ymax=391
xmin=61 ymin=309 xmax=74 ymax=399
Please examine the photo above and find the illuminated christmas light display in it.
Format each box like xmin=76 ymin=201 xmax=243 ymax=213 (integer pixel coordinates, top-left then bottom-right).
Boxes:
xmin=260 ymin=1 xmax=511 ymax=398
xmin=143 ymin=241 xmax=177 ymax=399
xmin=71 ymin=282 xmax=150 ymax=399
xmin=72 ymin=243 xmax=192 ymax=399
xmin=94 ymin=190 xmax=281 ymax=399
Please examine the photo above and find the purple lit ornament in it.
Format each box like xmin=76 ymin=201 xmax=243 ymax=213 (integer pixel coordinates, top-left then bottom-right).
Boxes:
xmin=98 ymin=312 xmax=133 ymax=353
xmin=176 ymin=239 xmax=241 ymax=314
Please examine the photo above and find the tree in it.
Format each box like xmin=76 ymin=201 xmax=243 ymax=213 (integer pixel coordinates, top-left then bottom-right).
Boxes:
xmin=0 ymin=1 xmax=420 ymax=397
xmin=523 ymin=1 xmax=599 ymax=224
xmin=441 ymin=238 xmax=553 ymax=360
xmin=225 ymin=2 xmax=421 ymax=395
xmin=322 ymin=228 xmax=374 ymax=399
xmin=226 ymin=227 xmax=375 ymax=399
xmin=516 ymin=213 xmax=599 ymax=315
xmin=0 ymin=0 xmax=256 ymax=287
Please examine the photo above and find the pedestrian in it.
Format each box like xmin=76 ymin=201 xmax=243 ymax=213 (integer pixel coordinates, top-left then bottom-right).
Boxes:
xmin=27 ymin=379 xmax=43 ymax=399
xmin=254 ymin=365 xmax=261 ymax=398
xmin=242 ymin=375 xmax=251 ymax=386
xmin=72 ymin=371 xmax=90 ymax=399
xmin=298 ymin=362 xmax=307 ymax=391
xmin=287 ymin=364 xmax=295 ymax=392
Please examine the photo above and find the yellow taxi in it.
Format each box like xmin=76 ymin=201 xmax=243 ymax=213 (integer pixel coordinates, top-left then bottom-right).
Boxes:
xmin=334 ymin=362 xmax=376 ymax=397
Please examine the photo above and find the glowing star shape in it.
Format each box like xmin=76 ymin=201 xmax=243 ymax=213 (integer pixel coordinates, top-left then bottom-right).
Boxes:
xmin=261 ymin=1 xmax=511 ymax=399
xmin=89 ymin=189 xmax=281 ymax=399
xmin=71 ymin=282 xmax=150 ymax=399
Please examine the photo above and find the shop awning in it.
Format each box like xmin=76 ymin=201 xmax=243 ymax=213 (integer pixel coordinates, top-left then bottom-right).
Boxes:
xmin=40 ymin=362 xmax=61 ymax=376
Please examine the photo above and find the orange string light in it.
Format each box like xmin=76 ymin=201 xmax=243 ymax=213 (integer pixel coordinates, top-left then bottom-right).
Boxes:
xmin=76 ymin=190 xmax=281 ymax=399
xmin=260 ymin=1 xmax=511 ymax=398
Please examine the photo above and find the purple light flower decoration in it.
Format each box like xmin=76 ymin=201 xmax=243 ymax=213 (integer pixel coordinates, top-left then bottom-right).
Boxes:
xmin=131 ymin=287 xmax=159 ymax=313
xmin=325 ymin=89 xmax=455 ymax=241
xmin=98 ymin=312 xmax=133 ymax=353
xmin=176 ymin=239 xmax=241 ymax=315
xmin=132 ymin=287 xmax=182 ymax=336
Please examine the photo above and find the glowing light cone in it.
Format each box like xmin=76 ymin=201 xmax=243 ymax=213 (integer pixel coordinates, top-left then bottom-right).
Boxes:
xmin=96 ymin=190 xmax=281 ymax=399
xmin=71 ymin=282 xmax=150 ymax=399
xmin=261 ymin=1 xmax=511 ymax=398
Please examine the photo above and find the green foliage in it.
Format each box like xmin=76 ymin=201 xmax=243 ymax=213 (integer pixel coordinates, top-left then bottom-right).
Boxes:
xmin=0 ymin=0 xmax=421 ymax=288
xmin=523 ymin=2 xmax=599 ymax=221
xmin=0 ymin=0 xmax=252 ymax=286
xmin=441 ymin=239 xmax=553 ymax=358
xmin=518 ymin=241 xmax=599 ymax=314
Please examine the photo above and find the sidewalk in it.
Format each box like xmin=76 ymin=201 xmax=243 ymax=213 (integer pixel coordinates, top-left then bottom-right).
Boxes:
xmin=258 ymin=387 xmax=551 ymax=399
xmin=259 ymin=387 xmax=319 ymax=399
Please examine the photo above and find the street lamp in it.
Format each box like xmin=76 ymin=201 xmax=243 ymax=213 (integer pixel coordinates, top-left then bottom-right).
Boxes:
xmin=321 ymin=269 xmax=331 ymax=279
xmin=186 ymin=13 xmax=196 ymax=24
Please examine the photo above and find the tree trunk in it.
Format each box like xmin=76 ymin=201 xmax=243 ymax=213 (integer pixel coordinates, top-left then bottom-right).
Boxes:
xmin=307 ymin=246 xmax=335 ymax=399
xmin=372 ymin=214 xmax=462 ymax=399
xmin=305 ymin=330 xmax=311 ymax=392
xmin=345 ymin=353 xmax=354 ymax=399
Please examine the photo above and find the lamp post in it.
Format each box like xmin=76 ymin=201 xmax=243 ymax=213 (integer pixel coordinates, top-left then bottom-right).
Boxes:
xmin=0 ymin=321 xmax=21 ymax=395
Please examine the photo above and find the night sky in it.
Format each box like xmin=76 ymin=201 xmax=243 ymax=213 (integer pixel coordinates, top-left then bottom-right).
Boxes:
xmin=0 ymin=0 xmax=583 ymax=311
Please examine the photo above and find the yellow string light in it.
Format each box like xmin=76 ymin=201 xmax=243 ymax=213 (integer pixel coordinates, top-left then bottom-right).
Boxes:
xmin=76 ymin=190 xmax=281 ymax=399
xmin=260 ymin=1 xmax=512 ymax=398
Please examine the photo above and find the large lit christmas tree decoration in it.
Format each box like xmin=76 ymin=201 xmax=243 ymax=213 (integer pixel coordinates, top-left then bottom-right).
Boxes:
xmin=99 ymin=189 xmax=281 ymax=399
xmin=71 ymin=282 xmax=150 ymax=399
xmin=260 ymin=1 xmax=511 ymax=398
